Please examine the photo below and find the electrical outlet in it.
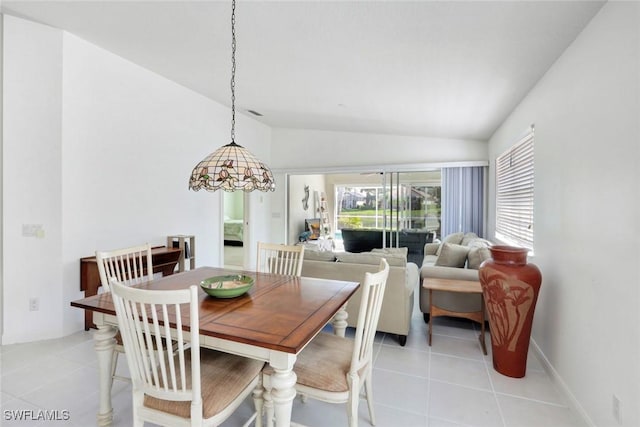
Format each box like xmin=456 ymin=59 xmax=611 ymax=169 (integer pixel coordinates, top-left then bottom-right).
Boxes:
xmin=613 ymin=394 xmax=621 ymax=424
xmin=29 ymin=297 xmax=39 ymax=311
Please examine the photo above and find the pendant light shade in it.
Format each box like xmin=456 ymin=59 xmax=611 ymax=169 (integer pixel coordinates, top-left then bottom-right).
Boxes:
xmin=189 ymin=142 xmax=275 ymax=192
xmin=189 ymin=0 xmax=275 ymax=193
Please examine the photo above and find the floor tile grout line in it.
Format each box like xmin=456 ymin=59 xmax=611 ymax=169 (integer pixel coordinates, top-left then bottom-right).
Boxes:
xmin=494 ymin=391 xmax=573 ymax=408
xmin=429 ymin=414 xmax=476 ymax=427
xmin=379 ymin=341 xmax=430 ymax=354
xmin=429 ymin=377 xmax=496 ymax=395
xmin=0 ymin=338 xmax=96 ymax=375
xmin=2 ymin=357 xmax=93 ymax=400
xmin=482 ymin=342 xmax=508 ymax=427
xmin=373 ymin=366 xmax=429 ymax=381
xmin=431 ymin=332 xmax=483 ymax=342
xmin=430 ymin=351 xmax=486 ymax=364
xmin=371 ymin=400 xmax=428 ymax=419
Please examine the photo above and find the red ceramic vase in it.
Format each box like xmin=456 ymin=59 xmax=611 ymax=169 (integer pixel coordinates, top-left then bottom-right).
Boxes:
xmin=479 ymin=245 xmax=542 ymax=378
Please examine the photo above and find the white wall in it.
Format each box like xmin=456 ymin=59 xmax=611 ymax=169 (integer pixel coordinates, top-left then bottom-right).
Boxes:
xmin=1 ymin=15 xmax=5 ymax=342
xmin=3 ymin=16 xmax=64 ymax=343
xmin=2 ymin=16 xmax=273 ymax=342
xmin=487 ymin=3 xmax=639 ymax=426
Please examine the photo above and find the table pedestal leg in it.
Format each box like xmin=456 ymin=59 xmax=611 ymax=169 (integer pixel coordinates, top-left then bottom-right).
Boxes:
xmin=331 ymin=304 xmax=348 ymax=337
xmin=94 ymin=324 xmax=117 ymax=427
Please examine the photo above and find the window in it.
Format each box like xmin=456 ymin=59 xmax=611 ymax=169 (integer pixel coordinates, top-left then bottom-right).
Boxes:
xmin=495 ymin=126 xmax=535 ymax=250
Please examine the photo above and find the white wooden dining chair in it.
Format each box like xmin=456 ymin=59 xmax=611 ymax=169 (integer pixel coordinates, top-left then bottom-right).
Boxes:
xmin=110 ymin=279 xmax=264 ymax=427
xmin=256 ymin=242 xmax=305 ymax=277
xmin=261 ymin=258 xmax=390 ymax=427
xmin=96 ymin=243 xmax=154 ymax=386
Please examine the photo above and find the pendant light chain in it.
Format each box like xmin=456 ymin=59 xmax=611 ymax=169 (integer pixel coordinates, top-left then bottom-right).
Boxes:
xmin=188 ymin=0 xmax=275 ymax=192
xmin=230 ymin=0 xmax=237 ymax=143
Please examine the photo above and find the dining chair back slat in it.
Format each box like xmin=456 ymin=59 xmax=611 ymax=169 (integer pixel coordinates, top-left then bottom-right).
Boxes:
xmin=96 ymin=244 xmax=153 ymax=292
xmin=350 ymin=258 xmax=389 ymax=375
xmin=94 ymin=243 xmax=155 ymax=391
xmin=110 ymin=280 xmax=198 ymax=403
xmin=110 ymin=278 xmax=264 ymax=426
xmin=256 ymin=242 xmax=305 ymax=277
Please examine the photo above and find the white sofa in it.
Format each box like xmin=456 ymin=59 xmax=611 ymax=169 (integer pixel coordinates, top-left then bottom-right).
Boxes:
xmin=300 ymin=248 xmax=419 ymax=346
xmin=419 ymin=232 xmax=492 ymax=322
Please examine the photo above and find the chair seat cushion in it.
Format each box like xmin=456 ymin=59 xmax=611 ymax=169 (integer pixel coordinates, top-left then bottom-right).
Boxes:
xmin=144 ymin=349 xmax=264 ymax=419
xmin=264 ymin=332 xmax=353 ymax=393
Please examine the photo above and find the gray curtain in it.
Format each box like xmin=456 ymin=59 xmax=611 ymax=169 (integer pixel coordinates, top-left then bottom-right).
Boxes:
xmin=441 ymin=166 xmax=485 ymax=238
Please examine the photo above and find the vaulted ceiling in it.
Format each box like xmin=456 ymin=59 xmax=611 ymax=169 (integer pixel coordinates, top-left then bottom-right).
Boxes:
xmin=2 ymin=1 xmax=605 ymax=141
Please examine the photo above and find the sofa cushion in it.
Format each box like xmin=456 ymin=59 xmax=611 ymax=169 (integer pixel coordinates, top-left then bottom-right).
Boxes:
xmin=467 ymin=247 xmax=492 ymax=270
xmin=371 ymin=247 xmax=409 ymax=258
xmin=436 ymin=232 xmax=465 ymax=255
xmin=466 ymin=238 xmax=493 ymax=249
xmin=434 ymin=243 xmax=469 ymax=268
xmin=335 ymin=252 xmax=406 ymax=267
xmin=420 ymin=265 xmax=480 ymax=281
xmin=461 ymin=232 xmax=479 ymax=246
xmin=304 ymin=249 xmax=337 ymax=262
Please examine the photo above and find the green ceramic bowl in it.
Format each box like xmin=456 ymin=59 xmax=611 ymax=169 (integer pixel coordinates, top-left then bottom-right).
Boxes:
xmin=200 ymin=274 xmax=254 ymax=298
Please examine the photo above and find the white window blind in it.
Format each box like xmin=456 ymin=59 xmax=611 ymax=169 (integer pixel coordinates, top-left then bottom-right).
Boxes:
xmin=495 ymin=126 xmax=535 ymax=250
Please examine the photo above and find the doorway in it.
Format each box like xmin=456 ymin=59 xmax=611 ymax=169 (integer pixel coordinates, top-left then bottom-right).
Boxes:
xmin=223 ymin=191 xmax=245 ymax=269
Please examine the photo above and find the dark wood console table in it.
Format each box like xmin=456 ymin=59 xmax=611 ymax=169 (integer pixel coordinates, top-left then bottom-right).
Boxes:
xmin=79 ymin=246 xmax=182 ymax=330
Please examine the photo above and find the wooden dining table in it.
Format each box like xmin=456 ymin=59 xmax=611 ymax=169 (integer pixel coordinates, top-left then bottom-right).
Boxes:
xmin=70 ymin=266 xmax=360 ymax=427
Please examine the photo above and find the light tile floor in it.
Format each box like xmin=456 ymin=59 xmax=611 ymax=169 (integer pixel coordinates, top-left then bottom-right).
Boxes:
xmin=1 ymin=301 xmax=587 ymax=427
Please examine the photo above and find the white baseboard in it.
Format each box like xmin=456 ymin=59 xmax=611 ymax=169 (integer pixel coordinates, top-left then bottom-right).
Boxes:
xmin=529 ymin=338 xmax=596 ymax=427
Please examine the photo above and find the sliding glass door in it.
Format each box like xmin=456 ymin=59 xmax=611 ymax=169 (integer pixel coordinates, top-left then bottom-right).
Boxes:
xmin=333 ymin=170 xmax=441 ymax=264
xmin=381 ymin=172 xmax=440 ymax=264
xmin=383 ymin=171 xmax=441 ymax=244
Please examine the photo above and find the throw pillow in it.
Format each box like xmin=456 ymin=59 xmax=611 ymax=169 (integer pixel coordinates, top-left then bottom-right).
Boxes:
xmin=335 ymin=252 xmax=406 ymax=267
xmin=436 ymin=232 xmax=465 ymax=255
xmin=435 ymin=243 xmax=469 ymax=268
xmin=467 ymin=247 xmax=492 ymax=270
xmin=371 ymin=247 xmax=409 ymax=258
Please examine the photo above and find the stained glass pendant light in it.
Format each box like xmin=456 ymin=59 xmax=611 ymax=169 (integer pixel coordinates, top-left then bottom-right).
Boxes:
xmin=189 ymin=0 xmax=275 ymax=192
